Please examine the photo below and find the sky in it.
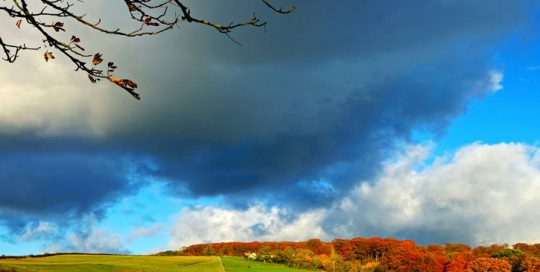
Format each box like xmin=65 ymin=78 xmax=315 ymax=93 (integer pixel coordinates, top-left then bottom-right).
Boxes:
xmin=1 ymin=0 xmax=540 ymax=255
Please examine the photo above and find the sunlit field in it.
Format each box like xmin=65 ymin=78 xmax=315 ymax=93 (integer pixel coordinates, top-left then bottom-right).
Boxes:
xmin=0 ymin=255 xmax=222 ymax=272
xmin=0 ymin=254 xmax=312 ymax=272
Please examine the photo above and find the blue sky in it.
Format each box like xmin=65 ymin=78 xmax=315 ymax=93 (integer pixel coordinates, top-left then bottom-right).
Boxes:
xmin=415 ymin=31 xmax=540 ymax=156
xmin=2 ymin=0 xmax=540 ymax=254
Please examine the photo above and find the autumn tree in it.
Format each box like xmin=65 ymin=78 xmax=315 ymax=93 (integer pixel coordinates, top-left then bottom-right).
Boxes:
xmin=381 ymin=240 xmax=445 ymax=272
xmin=203 ymin=244 xmax=215 ymax=256
xmin=0 ymin=0 xmax=293 ymax=99
xmin=520 ymin=255 xmax=540 ymax=272
xmin=446 ymin=252 xmax=474 ymax=272
xmin=173 ymin=239 xmax=540 ymax=272
xmin=469 ymin=257 xmax=512 ymax=272
xmin=491 ymin=249 xmax=524 ymax=272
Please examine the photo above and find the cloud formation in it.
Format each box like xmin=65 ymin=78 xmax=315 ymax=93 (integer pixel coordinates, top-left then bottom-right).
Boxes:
xmin=327 ymin=143 xmax=540 ymax=245
xmin=0 ymin=0 xmax=537 ymax=246
xmin=169 ymin=205 xmax=326 ymax=248
xmin=169 ymin=143 xmax=540 ymax=247
xmin=0 ymin=152 xmax=142 ymax=233
xmin=108 ymin=0 xmax=528 ymax=206
xmin=128 ymin=223 xmax=164 ymax=243
xmin=38 ymin=214 xmax=130 ymax=254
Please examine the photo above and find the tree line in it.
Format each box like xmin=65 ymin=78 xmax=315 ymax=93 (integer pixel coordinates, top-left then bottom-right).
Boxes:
xmin=158 ymin=237 xmax=540 ymax=272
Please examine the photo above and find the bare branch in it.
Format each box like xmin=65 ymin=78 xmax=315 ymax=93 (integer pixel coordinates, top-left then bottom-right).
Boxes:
xmin=0 ymin=0 xmax=294 ymax=99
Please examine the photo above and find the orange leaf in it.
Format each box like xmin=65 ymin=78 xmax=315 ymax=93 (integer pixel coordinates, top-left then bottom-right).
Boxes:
xmin=44 ymin=51 xmax=54 ymax=62
xmin=92 ymin=53 xmax=103 ymax=66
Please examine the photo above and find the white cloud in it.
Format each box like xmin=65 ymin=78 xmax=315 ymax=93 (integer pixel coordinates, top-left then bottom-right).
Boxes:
xmin=64 ymin=228 xmax=128 ymax=254
xmin=471 ymin=70 xmax=504 ymax=94
xmin=0 ymin=58 xmax=121 ymax=136
xmin=167 ymin=143 xmax=540 ymax=247
xmin=128 ymin=223 xmax=163 ymax=243
xmin=489 ymin=70 xmax=504 ymax=92
xmin=41 ymin=214 xmax=130 ymax=254
xmin=19 ymin=222 xmax=59 ymax=241
xmin=328 ymin=142 xmax=540 ymax=245
xmin=169 ymin=205 xmax=327 ymax=249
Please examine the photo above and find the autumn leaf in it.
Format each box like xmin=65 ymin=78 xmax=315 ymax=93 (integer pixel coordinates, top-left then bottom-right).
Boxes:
xmin=92 ymin=53 xmax=103 ymax=65
xmin=127 ymin=2 xmax=138 ymax=12
xmin=107 ymin=62 xmax=118 ymax=73
xmin=108 ymin=76 xmax=140 ymax=100
xmin=44 ymin=51 xmax=54 ymax=62
xmin=52 ymin=22 xmax=65 ymax=32
xmin=88 ymin=75 xmax=97 ymax=83
xmin=144 ymin=16 xmax=159 ymax=26
xmin=109 ymin=77 xmax=138 ymax=88
xmin=70 ymin=36 xmax=81 ymax=43
xmin=124 ymin=79 xmax=137 ymax=89
xmin=15 ymin=19 xmax=22 ymax=28
xmin=108 ymin=77 xmax=122 ymax=84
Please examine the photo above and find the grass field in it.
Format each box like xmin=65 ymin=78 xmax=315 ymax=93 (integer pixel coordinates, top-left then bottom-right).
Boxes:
xmin=0 ymin=255 xmax=312 ymax=272
xmin=0 ymin=255 xmax=222 ymax=272
xmin=222 ymin=257 xmax=313 ymax=272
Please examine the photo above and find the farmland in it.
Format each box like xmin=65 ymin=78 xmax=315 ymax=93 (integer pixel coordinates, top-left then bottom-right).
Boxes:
xmin=0 ymin=254 xmax=311 ymax=272
xmin=222 ymin=257 xmax=313 ymax=272
xmin=0 ymin=255 xmax=222 ymax=272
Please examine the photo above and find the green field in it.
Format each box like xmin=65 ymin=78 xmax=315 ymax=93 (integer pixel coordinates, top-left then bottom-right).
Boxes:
xmin=222 ymin=257 xmax=313 ymax=272
xmin=0 ymin=255 xmax=312 ymax=272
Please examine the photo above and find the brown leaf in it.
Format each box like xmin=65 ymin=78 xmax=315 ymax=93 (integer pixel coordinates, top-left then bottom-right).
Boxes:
xmin=127 ymin=2 xmax=137 ymax=12
xmin=88 ymin=75 xmax=97 ymax=83
xmin=92 ymin=53 xmax=103 ymax=66
xmin=16 ymin=19 xmax=22 ymax=28
xmin=44 ymin=51 xmax=54 ymax=62
xmin=110 ymin=78 xmax=137 ymax=89
xmin=53 ymin=22 xmax=64 ymax=32
xmin=124 ymin=79 xmax=138 ymax=89
xmin=108 ymin=76 xmax=140 ymax=100
xmin=107 ymin=62 xmax=117 ymax=70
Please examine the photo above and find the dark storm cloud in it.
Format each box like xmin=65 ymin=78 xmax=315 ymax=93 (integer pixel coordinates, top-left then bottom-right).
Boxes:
xmin=0 ymin=0 xmax=536 ymax=227
xmin=0 ymin=151 xmax=142 ymax=233
xmin=107 ymin=0 xmax=528 ymax=204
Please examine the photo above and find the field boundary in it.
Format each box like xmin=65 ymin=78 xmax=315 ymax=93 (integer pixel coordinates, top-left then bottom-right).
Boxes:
xmin=218 ymin=256 xmax=225 ymax=272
